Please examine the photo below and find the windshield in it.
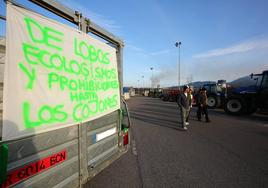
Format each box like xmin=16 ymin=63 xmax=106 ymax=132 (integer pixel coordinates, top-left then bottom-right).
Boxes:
xmin=216 ymin=85 xmax=223 ymax=93
xmin=261 ymin=74 xmax=268 ymax=88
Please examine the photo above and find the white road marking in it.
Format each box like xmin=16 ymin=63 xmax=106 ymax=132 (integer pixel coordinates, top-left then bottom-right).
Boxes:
xmin=132 ymin=140 xmax=138 ymax=156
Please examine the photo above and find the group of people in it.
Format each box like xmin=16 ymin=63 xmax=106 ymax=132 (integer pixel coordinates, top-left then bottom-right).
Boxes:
xmin=177 ymin=85 xmax=211 ymax=130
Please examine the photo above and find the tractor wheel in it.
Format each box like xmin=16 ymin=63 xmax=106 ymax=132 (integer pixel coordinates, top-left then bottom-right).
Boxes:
xmin=207 ymin=96 xmax=217 ymax=108
xmin=224 ymin=98 xmax=245 ymax=115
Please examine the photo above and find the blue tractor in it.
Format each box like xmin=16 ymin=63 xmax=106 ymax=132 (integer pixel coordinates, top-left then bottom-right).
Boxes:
xmin=224 ymin=70 xmax=268 ymax=115
xmin=202 ymin=80 xmax=227 ymax=108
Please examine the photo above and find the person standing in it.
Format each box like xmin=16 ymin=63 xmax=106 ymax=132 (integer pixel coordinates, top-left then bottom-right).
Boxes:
xmin=177 ymin=85 xmax=190 ymax=130
xmin=186 ymin=87 xmax=193 ymax=125
xmin=197 ymin=87 xmax=211 ymax=122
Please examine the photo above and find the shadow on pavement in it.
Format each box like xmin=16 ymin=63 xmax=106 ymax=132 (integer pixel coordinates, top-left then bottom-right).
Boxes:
xmin=208 ymin=108 xmax=268 ymax=124
xmin=130 ymin=111 xmax=195 ymax=131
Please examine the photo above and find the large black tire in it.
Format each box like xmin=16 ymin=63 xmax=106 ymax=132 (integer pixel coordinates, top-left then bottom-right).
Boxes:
xmin=169 ymin=96 xmax=175 ymax=102
xmin=163 ymin=95 xmax=169 ymax=101
xmin=245 ymin=104 xmax=257 ymax=114
xmin=224 ymin=98 xmax=245 ymax=115
xmin=207 ymin=96 xmax=217 ymax=108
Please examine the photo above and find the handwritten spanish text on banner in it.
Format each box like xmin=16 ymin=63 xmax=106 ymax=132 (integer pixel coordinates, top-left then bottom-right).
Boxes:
xmin=3 ymin=4 xmax=120 ymax=141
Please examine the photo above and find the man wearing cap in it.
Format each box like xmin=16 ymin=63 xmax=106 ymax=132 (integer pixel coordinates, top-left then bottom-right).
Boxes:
xmin=197 ymin=87 xmax=211 ymax=122
xmin=177 ymin=85 xmax=190 ymax=130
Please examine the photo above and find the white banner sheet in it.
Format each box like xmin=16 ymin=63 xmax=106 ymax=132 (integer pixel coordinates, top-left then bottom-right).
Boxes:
xmin=3 ymin=4 xmax=120 ymax=141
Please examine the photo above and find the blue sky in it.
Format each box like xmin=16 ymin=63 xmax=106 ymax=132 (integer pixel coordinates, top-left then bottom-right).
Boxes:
xmin=1 ymin=0 xmax=268 ymax=87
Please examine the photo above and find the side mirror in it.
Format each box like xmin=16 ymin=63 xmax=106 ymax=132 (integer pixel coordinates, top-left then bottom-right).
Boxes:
xmin=250 ymin=73 xmax=253 ymax=79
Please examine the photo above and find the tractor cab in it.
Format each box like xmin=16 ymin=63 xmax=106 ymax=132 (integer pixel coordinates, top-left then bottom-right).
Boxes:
xmin=257 ymin=70 xmax=268 ymax=110
xmin=203 ymin=80 xmax=226 ymax=108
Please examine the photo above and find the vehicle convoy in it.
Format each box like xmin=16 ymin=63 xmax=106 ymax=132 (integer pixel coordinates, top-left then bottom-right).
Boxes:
xmin=224 ymin=70 xmax=268 ymax=115
xmin=148 ymin=88 xmax=162 ymax=98
xmin=161 ymin=88 xmax=180 ymax=102
xmin=0 ymin=1 xmax=130 ymax=187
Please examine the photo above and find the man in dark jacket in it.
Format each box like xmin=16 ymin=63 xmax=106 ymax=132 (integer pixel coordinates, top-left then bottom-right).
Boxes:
xmin=197 ymin=87 xmax=211 ymax=122
xmin=177 ymin=85 xmax=190 ymax=130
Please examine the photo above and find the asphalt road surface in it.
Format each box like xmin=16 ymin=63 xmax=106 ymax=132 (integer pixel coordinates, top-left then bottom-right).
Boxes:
xmin=85 ymin=96 xmax=268 ymax=188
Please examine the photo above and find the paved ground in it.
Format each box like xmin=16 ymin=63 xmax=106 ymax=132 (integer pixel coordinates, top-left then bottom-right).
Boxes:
xmin=85 ymin=96 xmax=268 ymax=188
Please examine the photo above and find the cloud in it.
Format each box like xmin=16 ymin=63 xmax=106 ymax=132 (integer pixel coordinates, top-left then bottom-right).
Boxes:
xmin=84 ymin=11 xmax=121 ymax=33
xmin=58 ymin=0 xmax=121 ymax=34
xmin=126 ymin=44 xmax=170 ymax=57
xmin=150 ymin=49 xmax=171 ymax=56
xmin=126 ymin=44 xmax=145 ymax=53
xmin=193 ymin=37 xmax=268 ymax=58
xmin=188 ymin=48 xmax=268 ymax=82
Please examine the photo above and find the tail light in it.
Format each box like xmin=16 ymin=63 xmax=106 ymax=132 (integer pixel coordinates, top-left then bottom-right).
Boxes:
xmin=123 ymin=129 xmax=129 ymax=146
